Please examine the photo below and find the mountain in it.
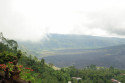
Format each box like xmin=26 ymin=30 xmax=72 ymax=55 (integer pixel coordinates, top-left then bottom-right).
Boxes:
xmin=44 ymin=44 xmax=125 ymax=69
xmin=18 ymin=34 xmax=125 ymax=57
xmin=17 ymin=34 xmax=125 ymax=69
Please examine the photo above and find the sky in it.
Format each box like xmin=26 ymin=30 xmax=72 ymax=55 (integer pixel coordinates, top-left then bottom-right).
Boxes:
xmin=0 ymin=0 xmax=125 ymax=41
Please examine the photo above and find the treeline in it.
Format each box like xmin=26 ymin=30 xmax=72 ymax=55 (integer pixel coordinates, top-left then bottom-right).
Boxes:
xmin=61 ymin=65 xmax=125 ymax=83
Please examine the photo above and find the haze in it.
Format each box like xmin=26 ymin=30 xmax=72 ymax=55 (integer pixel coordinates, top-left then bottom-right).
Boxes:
xmin=0 ymin=0 xmax=125 ymax=41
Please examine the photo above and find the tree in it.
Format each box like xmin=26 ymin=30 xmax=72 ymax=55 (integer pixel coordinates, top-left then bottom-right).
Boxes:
xmin=41 ymin=58 xmax=45 ymax=66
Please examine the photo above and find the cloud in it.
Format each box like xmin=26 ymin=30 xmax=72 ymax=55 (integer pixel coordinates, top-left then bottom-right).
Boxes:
xmin=76 ymin=8 xmax=125 ymax=37
xmin=0 ymin=0 xmax=47 ymax=42
xmin=1 ymin=0 xmax=125 ymax=42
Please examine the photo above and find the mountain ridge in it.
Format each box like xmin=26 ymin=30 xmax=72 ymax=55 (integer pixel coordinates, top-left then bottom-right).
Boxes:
xmin=18 ymin=34 xmax=125 ymax=57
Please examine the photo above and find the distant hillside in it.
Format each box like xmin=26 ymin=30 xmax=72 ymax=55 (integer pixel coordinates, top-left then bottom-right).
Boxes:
xmin=44 ymin=44 xmax=125 ymax=69
xmin=18 ymin=34 xmax=125 ymax=57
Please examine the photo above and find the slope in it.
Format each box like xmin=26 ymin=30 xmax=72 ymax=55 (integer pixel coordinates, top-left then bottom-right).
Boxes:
xmin=44 ymin=44 xmax=125 ymax=69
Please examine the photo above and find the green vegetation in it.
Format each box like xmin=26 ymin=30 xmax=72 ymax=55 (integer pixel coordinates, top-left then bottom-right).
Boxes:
xmin=18 ymin=54 xmax=71 ymax=83
xmin=0 ymin=32 xmax=21 ymax=64
xmin=1 ymin=33 xmax=125 ymax=83
xmin=0 ymin=33 xmax=70 ymax=83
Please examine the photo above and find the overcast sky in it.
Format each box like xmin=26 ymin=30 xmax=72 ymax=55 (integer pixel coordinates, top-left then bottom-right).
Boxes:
xmin=0 ymin=0 xmax=125 ymax=41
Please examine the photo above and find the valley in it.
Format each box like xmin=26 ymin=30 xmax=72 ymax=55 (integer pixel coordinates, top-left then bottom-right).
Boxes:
xmin=18 ymin=34 xmax=125 ymax=69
